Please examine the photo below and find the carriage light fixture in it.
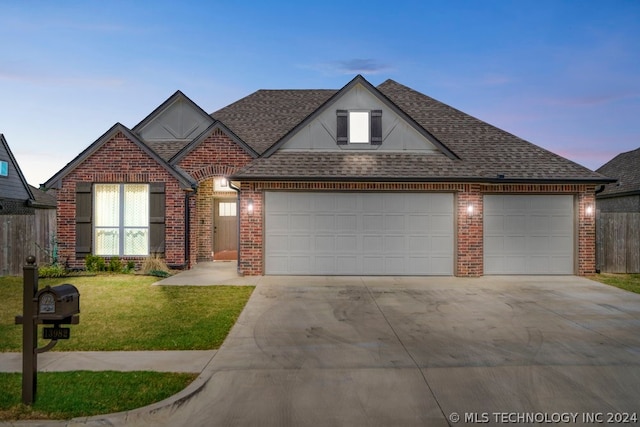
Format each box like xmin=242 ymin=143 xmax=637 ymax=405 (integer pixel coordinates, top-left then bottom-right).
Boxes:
xmin=466 ymin=203 xmax=475 ymax=216
xmin=585 ymin=204 xmax=594 ymax=216
xmin=247 ymin=199 xmax=254 ymax=215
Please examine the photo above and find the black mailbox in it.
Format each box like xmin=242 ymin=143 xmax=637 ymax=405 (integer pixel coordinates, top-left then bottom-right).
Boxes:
xmin=34 ymin=284 xmax=80 ymax=322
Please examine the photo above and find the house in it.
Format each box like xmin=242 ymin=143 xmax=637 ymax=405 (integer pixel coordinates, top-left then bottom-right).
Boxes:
xmin=1 ymin=134 xmax=57 ymax=275
xmin=595 ymin=148 xmax=640 ymax=273
xmin=43 ymin=75 xmax=613 ymax=276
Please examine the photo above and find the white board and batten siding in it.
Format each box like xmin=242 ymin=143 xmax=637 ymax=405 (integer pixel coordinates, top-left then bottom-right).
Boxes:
xmin=265 ymin=192 xmax=454 ymax=275
xmin=484 ymin=195 xmax=575 ymax=274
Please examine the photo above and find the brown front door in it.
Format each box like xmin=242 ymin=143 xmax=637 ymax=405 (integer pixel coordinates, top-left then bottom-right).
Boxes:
xmin=213 ymin=198 xmax=238 ymax=260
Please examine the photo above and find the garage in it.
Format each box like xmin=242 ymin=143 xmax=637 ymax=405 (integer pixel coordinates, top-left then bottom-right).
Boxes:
xmin=265 ymin=192 xmax=454 ymax=275
xmin=484 ymin=195 xmax=574 ymax=274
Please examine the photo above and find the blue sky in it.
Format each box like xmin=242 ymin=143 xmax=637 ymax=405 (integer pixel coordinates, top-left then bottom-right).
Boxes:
xmin=1 ymin=0 xmax=639 ymax=186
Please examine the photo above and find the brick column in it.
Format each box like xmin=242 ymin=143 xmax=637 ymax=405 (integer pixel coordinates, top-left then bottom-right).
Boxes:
xmin=456 ymin=184 xmax=483 ymax=277
xmin=578 ymin=186 xmax=596 ymax=275
xmin=238 ymin=183 xmax=263 ymax=276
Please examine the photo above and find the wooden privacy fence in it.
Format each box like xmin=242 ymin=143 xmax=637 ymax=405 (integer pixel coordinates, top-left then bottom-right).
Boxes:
xmin=0 ymin=210 xmax=57 ymax=276
xmin=596 ymin=212 xmax=640 ymax=273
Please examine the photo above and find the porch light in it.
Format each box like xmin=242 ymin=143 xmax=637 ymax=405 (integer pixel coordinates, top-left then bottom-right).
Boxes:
xmin=585 ymin=204 xmax=594 ymax=216
xmin=466 ymin=203 xmax=474 ymax=216
xmin=247 ymin=199 xmax=254 ymax=215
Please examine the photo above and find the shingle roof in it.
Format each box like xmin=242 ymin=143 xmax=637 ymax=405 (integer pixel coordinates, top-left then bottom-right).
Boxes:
xmin=596 ymin=147 xmax=640 ymax=197
xmin=28 ymin=185 xmax=57 ymax=208
xmin=229 ymin=151 xmax=476 ymax=181
xmin=145 ymin=141 xmax=191 ymax=161
xmin=223 ymin=78 xmax=612 ymax=183
xmin=212 ymin=89 xmax=336 ymax=154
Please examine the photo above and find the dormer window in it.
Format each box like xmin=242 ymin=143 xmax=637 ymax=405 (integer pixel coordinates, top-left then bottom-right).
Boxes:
xmin=337 ymin=110 xmax=382 ymax=146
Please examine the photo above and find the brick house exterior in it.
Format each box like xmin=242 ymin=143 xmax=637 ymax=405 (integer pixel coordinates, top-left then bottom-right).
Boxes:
xmin=44 ymin=76 xmax=612 ymax=276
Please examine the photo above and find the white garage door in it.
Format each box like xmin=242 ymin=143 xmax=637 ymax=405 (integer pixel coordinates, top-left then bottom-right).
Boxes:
xmin=484 ymin=195 xmax=574 ymax=274
xmin=265 ymin=192 xmax=454 ymax=275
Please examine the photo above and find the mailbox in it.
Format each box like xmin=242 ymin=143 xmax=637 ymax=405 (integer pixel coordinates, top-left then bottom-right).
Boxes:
xmin=34 ymin=284 xmax=80 ymax=322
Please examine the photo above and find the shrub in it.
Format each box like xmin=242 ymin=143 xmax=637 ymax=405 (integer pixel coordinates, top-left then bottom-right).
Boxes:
xmin=109 ymin=257 xmax=123 ymax=272
xmin=141 ymin=254 xmax=170 ymax=275
xmin=148 ymin=269 xmax=171 ymax=278
xmin=38 ymin=264 xmax=67 ymax=278
xmin=85 ymin=255 xmax=106 ymax=272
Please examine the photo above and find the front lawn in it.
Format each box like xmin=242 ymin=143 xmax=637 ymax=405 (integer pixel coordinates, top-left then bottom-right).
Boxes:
xmin=591 ymin=273 xmax=640 ymax=294
xmin=0 ymin=273 xmax=253 ymax=420
xmin=0 ymin=274 xmax=254 ymax=351
xmin=0 ymin=371 xmax=197 ymax=421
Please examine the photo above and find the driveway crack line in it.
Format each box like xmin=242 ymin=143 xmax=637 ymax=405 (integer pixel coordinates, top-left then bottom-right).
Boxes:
xmin=362 ymin=278 xmax=450 ymax=425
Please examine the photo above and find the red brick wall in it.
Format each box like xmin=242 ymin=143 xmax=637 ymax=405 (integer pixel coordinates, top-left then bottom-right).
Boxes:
xmin=56 ymin=131 xmax=188 ymax=269
xmin=177 ymin=129 xmax=254 ymax=264
xmin=238 ymin=181 xmax=597 ymax=277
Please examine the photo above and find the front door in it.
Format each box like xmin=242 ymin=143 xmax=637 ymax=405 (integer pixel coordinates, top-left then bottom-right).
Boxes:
xmin=213 ymin=198 xmax=238 ymax=260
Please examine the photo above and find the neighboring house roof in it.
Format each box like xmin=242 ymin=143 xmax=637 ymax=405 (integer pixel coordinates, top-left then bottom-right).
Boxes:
xmin=596 ymin=147 xmax=640 ymax=197
xmin=0 ymin=133 xmax=35 ymax=201
xmin=227 ymin=76 xmax=613 ymax=183
xmin=28 ymin=185 xmax=57 ymax=208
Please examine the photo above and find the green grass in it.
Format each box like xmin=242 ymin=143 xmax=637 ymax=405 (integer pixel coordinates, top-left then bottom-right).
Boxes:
xmin=0 ymin=273 xmax=253 ymax=421
xmin=0 ymin=371 xmax=197 ymax=421
xmin=591 ymin=273 xmax=640 ymax=294
xmin=1 ymin=274 xmax=254 ymax=351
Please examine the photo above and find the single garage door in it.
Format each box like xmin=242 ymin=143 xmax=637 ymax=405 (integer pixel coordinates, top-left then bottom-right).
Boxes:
xmin=484 ymin=195 xmax=574 ymax=274
xmin=265 ymin=192 xmax=454 ymax=275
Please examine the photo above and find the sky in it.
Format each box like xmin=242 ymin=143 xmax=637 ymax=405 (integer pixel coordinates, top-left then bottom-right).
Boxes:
xmin=1 ymin=0 xmax=639 ymax=187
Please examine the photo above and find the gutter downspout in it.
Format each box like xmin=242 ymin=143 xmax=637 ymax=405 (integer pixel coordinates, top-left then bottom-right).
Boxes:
xmin=229 ymin=181 xmax=242 ymax=276
xmin=184 ymin=187 xmax=196 ymax=269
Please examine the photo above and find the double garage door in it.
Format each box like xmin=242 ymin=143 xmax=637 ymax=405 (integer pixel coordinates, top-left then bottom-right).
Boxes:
xmin=265 ymin=192 xmax=454 ymax=275
xmin=264 ymin=192 xmax=575 ymax=276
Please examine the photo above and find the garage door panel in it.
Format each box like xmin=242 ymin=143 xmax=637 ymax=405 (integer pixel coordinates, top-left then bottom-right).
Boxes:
xmin=336 ymin=215 xmax=357 ymax=229
xmin=315 ymin=235 xmax=334 ymax=251
xmin=265 ymin=192 xmax=453 ymax=275
xmin=484 ymin=195 xmax=574 ymax=274
xmin=385 ymin=215 xmax=406 ymax=231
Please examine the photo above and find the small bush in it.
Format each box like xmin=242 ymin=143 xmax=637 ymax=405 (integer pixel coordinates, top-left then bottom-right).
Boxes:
xmin=85 ymin=255 xmax=106 ymax=272
xmin=109 ymin=257 xmax=122 ymax=272
xmin=141 ymin=255 xmax=170 ymax=275
xmin=126 ymin=261 xmax=136 ymax=271
xmin=38 ymin=264 xmax=67 ymax=278
xmin=148 ymin=270 xmax=171 ymax=278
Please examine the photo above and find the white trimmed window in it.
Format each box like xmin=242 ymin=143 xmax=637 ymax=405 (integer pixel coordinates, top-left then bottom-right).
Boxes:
xmin=94 ymin=184 xmax=149 ymax=256
xmin=336 ymin=109 xmax=382 ymax=145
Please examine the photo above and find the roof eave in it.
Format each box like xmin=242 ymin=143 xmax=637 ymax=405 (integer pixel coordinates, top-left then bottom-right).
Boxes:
xmin=228 ymin=176 xmax=616 ymax=184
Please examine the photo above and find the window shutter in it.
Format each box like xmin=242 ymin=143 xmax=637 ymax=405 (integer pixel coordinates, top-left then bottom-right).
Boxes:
xmin=149 ymin=182 xmax=165 ymax=254
xmin=371 ymin=110 xmax=382 ymax=145
xmin=75 ymin=182 xmax=92 ymax=258
xmin=336 ymin=110 xmax=348 ymax=145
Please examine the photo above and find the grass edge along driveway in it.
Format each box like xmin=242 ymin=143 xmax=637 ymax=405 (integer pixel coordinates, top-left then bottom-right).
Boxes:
xmin=0 ymin=274 xmax=254 ymax=420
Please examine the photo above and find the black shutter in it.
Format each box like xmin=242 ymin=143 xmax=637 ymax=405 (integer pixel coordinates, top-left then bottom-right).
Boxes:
xmin=371 ymin=110 xmax=382 ymax=145
xmin=75 ymin=182 xmax=92 ymax=258
xmin=336 ymin=110 xmax=348 ymax=145
xmin=149 ymin=183 xmax=165 ymax=254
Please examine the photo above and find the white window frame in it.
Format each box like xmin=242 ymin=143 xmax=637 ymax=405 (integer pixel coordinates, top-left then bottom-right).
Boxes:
xmin=349 ymin=111 xmax=370 ymax=143
xmin=93 ymin=183 xmax=150 ymax=256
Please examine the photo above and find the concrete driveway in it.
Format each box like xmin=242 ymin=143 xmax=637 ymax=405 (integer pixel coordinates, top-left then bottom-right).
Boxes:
xmin=91 ymin=276 xmax=640 ymax=426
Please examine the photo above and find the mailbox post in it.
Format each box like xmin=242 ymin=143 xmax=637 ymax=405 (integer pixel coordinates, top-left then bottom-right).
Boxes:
xmin=15 ymin=256 xmax=80 ymax=405
xmin=21 ymin=256 xmax=38 ymax=405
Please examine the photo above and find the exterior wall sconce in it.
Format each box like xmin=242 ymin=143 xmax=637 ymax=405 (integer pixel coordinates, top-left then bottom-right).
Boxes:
xmin=247 ymin=199 xmax=254 ymax=215
xmin=585 ymin=204 xmax=594 ymax=216
xmin=466 ymin=203 xmax=475 ymax=216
